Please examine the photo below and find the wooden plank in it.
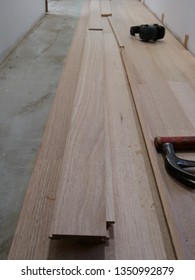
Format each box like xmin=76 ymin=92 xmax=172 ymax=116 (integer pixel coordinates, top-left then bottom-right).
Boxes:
xmin=100 ymin=0 xmax=112 ymax=17
xmin=47 ymin=30 xmax=173 ymax=260
xmin=110 ymin=0 xmax=195 ymax=259
xmin=48 ymin=239 xmax=106 ymax=260
xmin=103 ymin=31 xmax=170 ymax=259
xmin=105 ymin=98 xmax=115 ymax=225
xmin=108 ymin=17 xmax=125 ymax=48
xmin=88 ymin=0 xmax=103 ymax=30
xmin=8 ymin=0 xmax=90 ymax=260
xmin=50 ymin=30 xmax=107 ymax=240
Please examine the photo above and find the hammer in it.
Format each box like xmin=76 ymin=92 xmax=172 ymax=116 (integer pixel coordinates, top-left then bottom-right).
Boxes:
xmin=154 ymin=136 xmax=195 ymax=189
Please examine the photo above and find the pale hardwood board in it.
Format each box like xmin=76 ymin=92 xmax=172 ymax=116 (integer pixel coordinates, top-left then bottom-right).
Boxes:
xmin=100 ymin=0 xmax=112 ymax=16
xmin=47 ymin=30 xmax=173 ymax=260
xmin=110 ymin=0 xmax=195 ymax=258
xmin=126 ymin=0 xmax=195 ymax=88
xmin=105 ymin=99 xmax=115 ymax=225
xmin=103 ymin=31 xmax=169 ymax=259
xmin=50 ymin=31 xmax=107 ymax=239
xmin=8 ymin=0 xmax=90 ymax=259
xmin=108 ymin=17 xmax=125 ymax=48
xmin=121 ymin=51 xmax=192 ymax=259
xmin=88 ymin=0 xmax=103 ymax=30
xmin=169 ymin=81 xmax=195 ymax=125
xmin=103 ymin=16 xmax=115 ymax=225
xmin=102 ymin=15 xmax=112 ymax=33
xmin=48 ymin=239 xmax=106 ymax=260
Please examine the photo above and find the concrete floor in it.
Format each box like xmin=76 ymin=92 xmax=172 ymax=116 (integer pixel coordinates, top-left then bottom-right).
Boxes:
xmin=0 ymin=0 xmax=84 ymax=259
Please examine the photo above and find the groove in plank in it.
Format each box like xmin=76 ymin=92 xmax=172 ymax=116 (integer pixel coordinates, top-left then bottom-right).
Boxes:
xmin=88 ymin=0 xmax=103 ymax=30
xmin=50 ymin=31 xmax=107 ymax=240
xmin=8 ymin=0 xmax=90 ymax=260
xmin=100 ymin=0 xmax=112 ymax=17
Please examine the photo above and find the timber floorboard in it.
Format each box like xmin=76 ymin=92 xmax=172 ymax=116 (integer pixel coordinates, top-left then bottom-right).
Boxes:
xmin=102 ymin=30 xmax=169 ymax=259
xmin=88 ymin=0 xmax=103 ymax=30
xmin=50 ymin=30 xmax=107 ymax=240
xmin=100 ymin=0 xmax=112 ymax=17
xmin=48 ymin=25 xmax=173 ymax=260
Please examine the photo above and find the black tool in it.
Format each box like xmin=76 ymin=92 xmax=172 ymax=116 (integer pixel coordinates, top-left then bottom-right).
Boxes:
xmin=154 ymin=136 xmax=195 ymax=189
xmin=130 ymin=24 xmax=165 ymax=41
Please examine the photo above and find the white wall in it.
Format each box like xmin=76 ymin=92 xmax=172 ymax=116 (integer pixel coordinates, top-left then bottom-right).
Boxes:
xmin=0 ymin=0 xmax=45 ymax=63
xmin=144 ymin=0 xmax=195 ymax=55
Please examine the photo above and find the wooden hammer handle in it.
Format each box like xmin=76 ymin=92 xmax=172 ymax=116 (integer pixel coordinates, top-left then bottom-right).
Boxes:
xmin=154 ymin=136 xmax=195 ymax=151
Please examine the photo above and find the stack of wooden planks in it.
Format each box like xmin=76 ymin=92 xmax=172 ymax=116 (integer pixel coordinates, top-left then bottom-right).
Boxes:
xmin=9 ymin=0 xmax=195 ymax=260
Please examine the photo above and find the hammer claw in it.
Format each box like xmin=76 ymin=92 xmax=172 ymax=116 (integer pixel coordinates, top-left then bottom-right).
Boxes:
xmin=154 ymin=137 xmax=195 ymax=189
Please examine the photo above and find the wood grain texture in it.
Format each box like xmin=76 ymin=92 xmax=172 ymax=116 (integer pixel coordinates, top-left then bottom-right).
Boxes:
xmin=105 ymin=97 xmax=115 ymax=225
xmin=8 ymin=0 xmax=90 ymax=259
xmin=103 ymin=31 xmax=169 ymax=259
xmin=108 ymin=17 xmax=125 ymax=48
xmin=100 ymin=0 xmax=112 ymax=16
xmin=50 ymin=30 xmax=107 ymax=239
xmin=110 ymin=0 xmax=195 ymax=259
xmin=88 ymin=0 xmax=103 ymax=30
xmin=47 ymin=29 xmax=173 ymax=260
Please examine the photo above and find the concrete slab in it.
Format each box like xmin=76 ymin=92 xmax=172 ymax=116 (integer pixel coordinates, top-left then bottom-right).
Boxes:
xmin=0 ymin=0 xmax=84 ymax=259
